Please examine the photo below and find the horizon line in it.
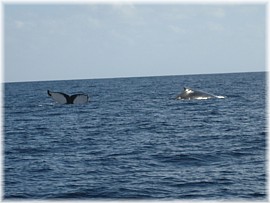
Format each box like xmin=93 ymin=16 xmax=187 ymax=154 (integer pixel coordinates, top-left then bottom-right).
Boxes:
xmin=4 ymin=70 xmax=266 ymax=84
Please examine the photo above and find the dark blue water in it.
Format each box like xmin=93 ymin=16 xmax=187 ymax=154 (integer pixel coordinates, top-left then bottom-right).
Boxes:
xmin=4 ymin=72 xmax=266 ymax=200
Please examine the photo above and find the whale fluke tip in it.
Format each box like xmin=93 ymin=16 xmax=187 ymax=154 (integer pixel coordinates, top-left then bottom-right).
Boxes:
xmin=47 ymin=90 xmax=51 ymax=96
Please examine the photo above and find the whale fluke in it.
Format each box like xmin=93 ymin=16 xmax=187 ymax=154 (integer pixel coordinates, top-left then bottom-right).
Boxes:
xmin=176 ymin=87 xmax=225 ymax=100
xmin=47 ymin=90 xmax=89 ymax=104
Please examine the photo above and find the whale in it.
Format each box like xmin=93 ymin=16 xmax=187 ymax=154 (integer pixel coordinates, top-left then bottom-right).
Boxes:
xmin=47 ymin=90 xmax=89 ymax=104
xmin=176 ymin=87 xmax=224 ymax=100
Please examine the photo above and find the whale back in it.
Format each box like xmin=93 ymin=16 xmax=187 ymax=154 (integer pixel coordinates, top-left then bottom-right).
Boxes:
xmin=177 ymin=87 xmax=217 ymax=100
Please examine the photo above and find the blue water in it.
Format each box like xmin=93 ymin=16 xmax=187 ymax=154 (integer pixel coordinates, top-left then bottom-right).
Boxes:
xmin=4 ymin=72 xmax=266 ymax=200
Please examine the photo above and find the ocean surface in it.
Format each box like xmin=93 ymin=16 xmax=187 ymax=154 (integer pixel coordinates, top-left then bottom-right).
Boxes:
xmin=4 ymin=72 xmax=267 ymax=200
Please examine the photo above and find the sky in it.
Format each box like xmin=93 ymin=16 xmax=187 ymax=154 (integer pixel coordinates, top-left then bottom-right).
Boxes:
xmin=4 ymin=2 xmax=266 ymax=82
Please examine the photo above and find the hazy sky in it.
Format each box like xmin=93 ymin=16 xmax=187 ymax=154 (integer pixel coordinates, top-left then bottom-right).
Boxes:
xmin=4 ymin=3 xmax=265 ymax=82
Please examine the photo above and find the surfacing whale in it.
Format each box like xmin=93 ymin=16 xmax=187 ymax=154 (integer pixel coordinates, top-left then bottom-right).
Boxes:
xmin=47 ymin=90 xmax=89 ymax=104
xmin=176 ymin=87 xmax=225 ymax=100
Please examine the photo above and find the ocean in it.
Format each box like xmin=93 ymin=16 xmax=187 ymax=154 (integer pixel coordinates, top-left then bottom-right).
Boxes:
xmin=4 ymin=72 xmax=267 ymax=200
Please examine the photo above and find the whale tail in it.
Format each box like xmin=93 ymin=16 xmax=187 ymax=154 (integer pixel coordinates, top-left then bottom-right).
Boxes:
xmin=70 ymin=93 xmax=89 ymax=104
xmin=47 ymin=90 xmax=88 ymax=104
